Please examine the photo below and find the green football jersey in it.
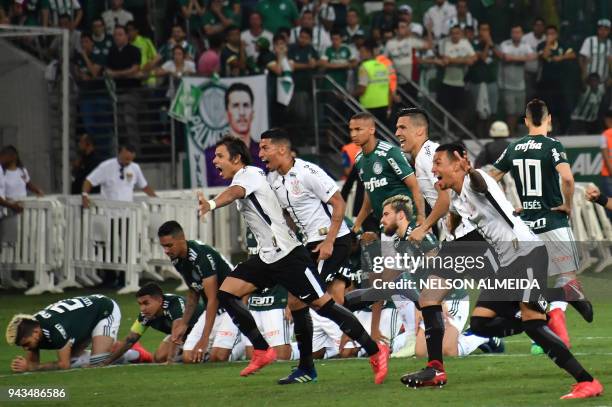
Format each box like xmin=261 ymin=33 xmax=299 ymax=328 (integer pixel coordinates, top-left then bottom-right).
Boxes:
xmin=354 ymin=140 xmax=415 ymax=221
xmin=34 ymin=295 xmax=115 ymax=350
xmin=131 ymin=294 xmax=203 ymax=336
xmin=323 ymin=45 xmax=353 ymax=88
xmin=173 ymin=240 xmax=233 ymax=304
xmin=248 ymin=285 xmax=288 ymax=312
xmin=493 ymin=135 xmax=570 ymax=233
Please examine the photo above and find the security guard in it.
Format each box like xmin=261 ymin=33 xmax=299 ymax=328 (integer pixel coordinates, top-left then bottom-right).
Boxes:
xmin=354 ymin=40 xmax=393 ymax=126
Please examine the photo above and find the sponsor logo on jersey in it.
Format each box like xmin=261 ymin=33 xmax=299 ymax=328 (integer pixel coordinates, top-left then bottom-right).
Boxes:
xmin=515 ymin=139 xmax=542 ymax=152
xmin=364 ymin=177 xmax=388 ymax=192
xmin=524 ymin=217 xmax=546 ymax=230
xmin=249 ymin=296 xmax=275 ymax=307
xmin=373 ymin=161 xmax=383 ymax=175
xmin=206 ymin=254 xmax=216 ymax=271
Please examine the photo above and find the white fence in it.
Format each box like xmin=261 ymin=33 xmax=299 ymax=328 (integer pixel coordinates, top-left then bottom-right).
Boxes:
xmin=0 ymin=184 xmax=610 ymax=295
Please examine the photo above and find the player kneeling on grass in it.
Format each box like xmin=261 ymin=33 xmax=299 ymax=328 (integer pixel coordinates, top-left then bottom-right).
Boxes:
xmin=104 ymin=283 xmax=203 ymax=365
xmin=6 ymin=294 xmax=146 ymax=372
xmin=158 ymin=221 xmax=240 ymax=363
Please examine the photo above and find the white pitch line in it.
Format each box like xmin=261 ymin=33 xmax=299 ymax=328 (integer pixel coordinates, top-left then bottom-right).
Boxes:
xmin=502 ymin=336 xmax=612 ymax=343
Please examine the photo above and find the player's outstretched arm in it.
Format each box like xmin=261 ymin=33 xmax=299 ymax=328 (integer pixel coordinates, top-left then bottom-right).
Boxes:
xmin=12 ymin=344 xmax=71 ymax=372
xmin=455 ymin=151 xmax=488 ymax=193
xmin=410 ymin=187 xmax=450 ymax=242
xmin=173 ymin=289 xmax=199 ymax=343
xmin=102 ymin=331 xmax=142 ymax=366
xmin=488 ymin=167 xmax=506 ymax=182
xmin=314 ymin=192 xmax=346 ymax=261
xmin=197 ymin=186 xmax=245 ymax=218
xmin=191 ymin=275 xmax=219 ymax=363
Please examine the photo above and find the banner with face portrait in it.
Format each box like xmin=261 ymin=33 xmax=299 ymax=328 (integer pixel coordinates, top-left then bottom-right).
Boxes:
xmin=170 ymin=75 xmax=269 ymax=187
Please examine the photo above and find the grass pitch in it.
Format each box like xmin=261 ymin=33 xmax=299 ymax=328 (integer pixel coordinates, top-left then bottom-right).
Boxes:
xmin=1 ymin=273 xmax=611 ymax=407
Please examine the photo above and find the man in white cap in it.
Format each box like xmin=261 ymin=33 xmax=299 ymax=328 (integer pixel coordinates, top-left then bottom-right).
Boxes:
xmin=398 ymin=4 xmax=423 ymax=37
xmin=579 ymin=18 xmax=611 ymax=83
xmin=474 ymin=121 xmax=510 ymax=168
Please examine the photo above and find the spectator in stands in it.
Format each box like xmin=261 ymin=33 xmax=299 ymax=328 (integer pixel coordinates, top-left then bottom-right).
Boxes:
xmin=48 ymin=0 xmax=81 ymax=28
xmin=82 ymin=144 xmax=156 ymax=207
xmin=178 ymin=0 xmax=205 ymax=37
xmin=312 ymin=0 xmax=336 ymax=32
xmin=256 ymin=0 xmax=299 ymax=36
xmin=397 ymin=4 xmax=422 ymax=37
xmin=197 ymin=34 xmax=222 ymax=77
xmin=220 ymin=25 xmax=246 ymax=77
xmin=497 ymin=24 xmax=537 ymax=135
xmin=73 ymin=32 xmax=104 ymax=84
xmin=474 ymin=121 xmax=510 ymax=168
xmin=342 ymin=8 xmax=367 ymax=45
xmin=579 ymin=19 xmax=611 ymax=84
xmin=248 ymin=37 xmax=275 ymax=74
xmin=354 ymin=40 xmax=392 ymax=125
xmin=13 ymin=0 xmax=49 ymax=26
xmin=91 ymin=18 xmax=113 ymax=65
xmin=370 ymin=0 xmax=398 ymax=43
xmin=106 ymin=25 xmax=141 ymax=144
xmin=445 ymin=0 xmax=477 ymax=33
xmin=537 ymin=25 xmax=575 ymax=134
xmin=522 ymin=18 xmax=546 ymax=101
xmin=49 ymin=13 xmax=81 ymax=57
xmin=155 ymin=45 xmax=196 ymax=98
xmin=290 ymin=9 xmax=331 ymax=56
xmin=320 ymin=28 xmax=356 ymax=88
xmin=159 ymin=24 xmax=195 ymax=63
xmin=0 ymin=166 xmax=23 ymax=214
xmin=438 ymin=25 xmax=476 ymax=124
xmin=102 ymin=0 xmax=133 ymax=35
xmin=266 ymin=34 xmax=293 ymax=126
xmin=465 ymin=22 xmax=498 ymax=138
xmin=126 ymin=21 xmax=159 ymax=86
xmin=241 ymin=11 xmax=273 ymax=63
xmin=384 ymin=20 xmax=432 ymax=94
xmin=202 ymin=0 xmax=238 ymax=37
xmin=288 ymin=27 xmax=319 ymax=121
xmin=71 ymin=134 xmax=102 ymax=194
xmin=0 ymin=145 xmax=44 ymax=199
xmin=570 ymin=73 xmax=606 ymax=134
xmin=423 ymin=0 xmax=456 ymax=40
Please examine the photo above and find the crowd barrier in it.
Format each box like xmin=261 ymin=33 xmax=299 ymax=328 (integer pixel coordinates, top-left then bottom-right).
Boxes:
xmin=0 ymin=183 xmax=610 ymax=295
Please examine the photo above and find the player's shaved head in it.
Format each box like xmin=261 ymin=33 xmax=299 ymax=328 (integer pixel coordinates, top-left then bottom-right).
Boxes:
xmin=435 ymin=142 xmax=467 ymax=161
xmin=351 ymin=111 xmax=376 ymax=125
xmin=260 ymin=128 xmax=292 ymax=149
xmin=158 ymin=220 xmax=185 ymax=238
xmin=397 ymin=107 xmax=429 ymax=131
xmin=137 ymin=282 xmax=164 ymax=299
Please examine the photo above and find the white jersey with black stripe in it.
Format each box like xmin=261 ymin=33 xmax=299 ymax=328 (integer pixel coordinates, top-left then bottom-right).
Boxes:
xmin=449 ymin=169 xmax=542 ymax=267
xmin=267 ymin=159 xmax=350 ymax=243
xmin=231 ymin=166 xmax=301 ymax=264
xmin=415 ymin=140 xmax=474 ymax=239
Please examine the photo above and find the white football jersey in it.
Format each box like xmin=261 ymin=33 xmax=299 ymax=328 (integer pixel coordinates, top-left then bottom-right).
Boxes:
xmin=268 ymin=159 xmax=350 ymax=243
xmin=414 ymin=140 xmax=474 ymax=239
xmin=449 ymin=169 xmax=541 ymax=267
xmin=231 ymin=166 xmax=301 ymax=263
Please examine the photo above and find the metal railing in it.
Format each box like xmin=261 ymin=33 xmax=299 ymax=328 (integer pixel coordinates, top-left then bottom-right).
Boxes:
xmin=312 ymin=74 xmax=398 ymax=154
xmin=395 ymin=73 xmax=482 ymax=147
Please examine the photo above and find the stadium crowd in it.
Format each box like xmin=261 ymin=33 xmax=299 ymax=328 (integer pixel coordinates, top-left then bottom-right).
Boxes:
xmin=1 ymin=0 xmax=611 ymax=140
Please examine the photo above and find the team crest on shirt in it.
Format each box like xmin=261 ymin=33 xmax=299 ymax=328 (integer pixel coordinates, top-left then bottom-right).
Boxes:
xmin=290 ymin=179 xmax=302 ymax=195
xmin=373 ymin=162 xmax=383 ymax=175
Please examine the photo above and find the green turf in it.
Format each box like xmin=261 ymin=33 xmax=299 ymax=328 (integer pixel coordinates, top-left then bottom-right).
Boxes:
xmin=1 ymin=274 xmax=611 ymax=407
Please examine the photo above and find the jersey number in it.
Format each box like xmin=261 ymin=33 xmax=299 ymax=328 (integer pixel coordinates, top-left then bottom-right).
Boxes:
xmin=46 ymin=298 xmax=87 ymax=314
xmin=512 ymin=159 xmax=542 ymax=197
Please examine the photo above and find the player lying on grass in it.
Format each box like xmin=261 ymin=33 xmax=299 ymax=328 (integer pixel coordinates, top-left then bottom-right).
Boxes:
xmin=6 ymin=294 xmax=148 ymax=372
xmin=104 ymin=283 xmax=203 ymax=365
xmin=198 ymin=135 xmax=389 ymax=384
xmin=157 ymin=221 xmax=240 ymax=363
xmin=401 ymin=143 xmax=603 ymax=399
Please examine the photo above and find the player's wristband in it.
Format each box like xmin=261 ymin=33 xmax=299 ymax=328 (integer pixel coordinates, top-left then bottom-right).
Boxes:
xmin=208 ymin=200 xmax=217 ymax=211
xmin=595 ymin=193 xmax=608 ymax=207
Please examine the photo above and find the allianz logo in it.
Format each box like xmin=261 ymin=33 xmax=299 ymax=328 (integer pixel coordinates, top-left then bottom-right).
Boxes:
xmin=364 ymin=177 xmax=388 ymax=191
xmin=515 ymin=140 xmax=542 ymax=151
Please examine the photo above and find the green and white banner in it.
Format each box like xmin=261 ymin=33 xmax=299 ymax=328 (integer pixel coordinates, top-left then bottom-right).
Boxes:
xmin=170 ymin=75 xmax=269 ymax=187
